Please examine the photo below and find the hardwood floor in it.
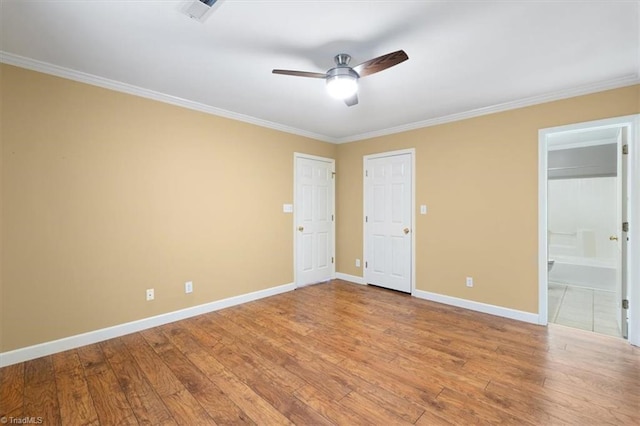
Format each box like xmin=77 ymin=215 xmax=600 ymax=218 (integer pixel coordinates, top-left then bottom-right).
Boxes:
xmin=1 ymin=280 xmax=639 ymax=425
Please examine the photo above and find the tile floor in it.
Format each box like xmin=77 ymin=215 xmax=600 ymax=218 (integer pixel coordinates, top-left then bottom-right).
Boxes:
xmin=548 ymin=282 xmax=620 ymax=337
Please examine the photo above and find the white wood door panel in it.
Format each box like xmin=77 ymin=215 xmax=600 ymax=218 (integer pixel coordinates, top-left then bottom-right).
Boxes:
xmin=301 ymin=234 xmax=313 ymax=271
xmin=317 ymin=232 xmax=329 ymax=269
xmin=373 ymin=236 xmax=385 ymax=273
xmin=392 ymin=236 xmax=404 ymax=277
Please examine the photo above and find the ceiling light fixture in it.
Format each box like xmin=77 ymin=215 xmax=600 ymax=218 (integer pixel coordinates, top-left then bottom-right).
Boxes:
xmin=326 ymin=67 xmax=359 ymax=100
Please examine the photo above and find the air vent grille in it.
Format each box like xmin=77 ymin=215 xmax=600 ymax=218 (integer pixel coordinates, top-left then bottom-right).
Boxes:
xmin=184 ymin=0 xmax=218 ymax=21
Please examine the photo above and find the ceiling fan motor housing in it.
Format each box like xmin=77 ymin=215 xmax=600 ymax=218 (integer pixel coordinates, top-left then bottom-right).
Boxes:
xmin=327 ymin=66 xmax=359 ymax=80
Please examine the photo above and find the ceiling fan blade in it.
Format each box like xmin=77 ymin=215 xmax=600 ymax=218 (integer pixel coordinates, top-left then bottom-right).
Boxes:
xmin=272 ymin=69 xmax=327 ymax=79
xmin=352 ymin=50 xmax=409 ymax=78
xmin=344 ymin=93 xmax=358 ymax=107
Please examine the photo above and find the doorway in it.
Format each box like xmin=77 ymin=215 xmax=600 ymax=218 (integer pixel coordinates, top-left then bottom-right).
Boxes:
xmin=294 ymin=154 xmax=335 ymax=288
xmin=546 ymin=137 xmax=621 ymax=336
xmin=363 ymin=149 xmax=415 ymax=293
xmin=538 ymin=115 xmax=640 ymax=346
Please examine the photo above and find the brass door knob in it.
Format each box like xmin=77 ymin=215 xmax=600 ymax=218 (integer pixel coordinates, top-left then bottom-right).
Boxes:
xmin=609 ymin=235 xmax=618 ymax=241
xmin=298 ymin=226 xmax=304 ymax=232
xmin=403 ymin=228 xmax=410 ymax=235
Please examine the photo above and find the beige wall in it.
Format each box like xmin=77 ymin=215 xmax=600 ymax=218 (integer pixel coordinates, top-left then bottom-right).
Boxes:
xmin=336 ymin=85 xmax=640 ymax=314
xmin=0 ymin=64 xmax=336 ymax=352
xmin=2 ymin=62 xmax=638 ymax=353
xmin=0 ymin=64 xmax=4 ymax=353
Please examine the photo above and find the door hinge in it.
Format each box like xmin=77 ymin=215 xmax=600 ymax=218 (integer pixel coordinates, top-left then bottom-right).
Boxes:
xmin=332 ymin=172 xmax=336 ymax=179
xmin=331 ymin=214 xmax=334 ymax=222
xmin=365 ymin=170 xmax=368 ymax=177
xmin=623 ymin=222 xmax=629 ymax=232
xmin=331 ymin=257 xmax=334 ymax=264
xmin=365 ymin=261 xmax=368 ymax=268
xmin=365 ymin=216 xmax=368 ymax=223
xmin=622 ymin=299 xmax=629 ymax=310
xmin=622 ymin=144 xmax=628 ymax=155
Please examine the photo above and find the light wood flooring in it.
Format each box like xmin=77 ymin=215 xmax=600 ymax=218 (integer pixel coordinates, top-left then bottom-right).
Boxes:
xmin=1 ymin=280 xmax=639 ymax=425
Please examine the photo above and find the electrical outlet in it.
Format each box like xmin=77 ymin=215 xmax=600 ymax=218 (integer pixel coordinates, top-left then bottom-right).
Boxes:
xmin=146 ymin=288 xmax=155 ymax=301
xmin=355 ymin=259 xmax=361 ymax=268
xmin=185 ymin=281 xmax=193 ymax=294
xmin=466 ymin=277 xmax=473 ymax=288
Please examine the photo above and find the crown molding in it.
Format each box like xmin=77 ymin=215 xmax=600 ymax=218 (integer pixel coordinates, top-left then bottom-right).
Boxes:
xmin=336 ymin=74 xmax=640 ymax=144
xmin=0 ymin=51 xmax=337 ymax=143
xmin=2 ymin=51 xmax=638 ymax=145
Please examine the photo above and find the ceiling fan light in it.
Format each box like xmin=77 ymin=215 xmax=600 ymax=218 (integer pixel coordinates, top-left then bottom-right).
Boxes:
xmin=326 ymin=74 xmax=358 ymax=99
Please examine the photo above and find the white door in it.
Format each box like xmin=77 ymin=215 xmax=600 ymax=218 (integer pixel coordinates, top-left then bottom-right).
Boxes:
xmin=294 ymin=155 xmax=335 ymax=287
xmin=364 ymin=152 xmax=413 ymax=293
xmin=617 ymin=128 xmax=629 ymax=338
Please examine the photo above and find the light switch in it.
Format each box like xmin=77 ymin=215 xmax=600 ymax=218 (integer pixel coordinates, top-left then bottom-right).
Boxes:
xmin=283 ymin=204 xmax=293 ymax=213
xmin=420 ymin=205 xmax=427 ymax=215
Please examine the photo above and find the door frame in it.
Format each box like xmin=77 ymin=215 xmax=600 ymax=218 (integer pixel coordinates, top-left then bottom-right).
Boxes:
xmin=293 ymin=153 xmax=336 ymax=288
xmin=363 ymin=148 xmax=416 ymax=294
xmin=538 ymin=114 xmax=640 ymax=346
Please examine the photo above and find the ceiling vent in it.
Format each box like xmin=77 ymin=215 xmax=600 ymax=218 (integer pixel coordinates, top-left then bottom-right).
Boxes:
xmin=184 ymin=0 xmax=218 ymax=22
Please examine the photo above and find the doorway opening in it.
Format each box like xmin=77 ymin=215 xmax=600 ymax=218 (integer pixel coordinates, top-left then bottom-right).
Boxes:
xmin=547 ymin=137 xmax=620 ymax=336
xmin=539 ymin=115 xmax=640 ymax=346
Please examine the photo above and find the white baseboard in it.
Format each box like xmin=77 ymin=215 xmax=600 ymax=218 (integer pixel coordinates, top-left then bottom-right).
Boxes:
xmin=335 ymin=272 xmax=366 ymax=285
xmin=412 ymin=289 xmax=540 ymax=324
xmin=0 ymin=282 xmax=295 ymax=368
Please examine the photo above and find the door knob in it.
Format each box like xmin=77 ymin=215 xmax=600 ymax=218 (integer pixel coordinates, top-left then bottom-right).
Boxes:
xmin=609 ymin=235 xmax=618 ymax=241
xmin=298 ymin=226 xmax=304 ymax=232
xmin=403 ymin=228 xmax=410 ymax=235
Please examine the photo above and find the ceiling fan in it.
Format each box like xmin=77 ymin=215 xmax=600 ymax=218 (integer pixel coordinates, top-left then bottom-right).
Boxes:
xmin=272 ymin=50 xmax=409 ymax=107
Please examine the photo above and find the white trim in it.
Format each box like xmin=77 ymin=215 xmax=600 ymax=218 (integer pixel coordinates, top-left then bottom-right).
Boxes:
xmin=363 ymin=149 xmax=416 ymax=294
xmin=539 ymin=115 xmax=640 ymax=136
xmin=337 ymin=76 xmax=640 ymax=144
xmin=336 ymin=272 xmax=366 ymax=285
xmin=628 ymin=116 xmax=640 ymax=345
xmin=547 ymin=137 xmax=618 ymax=151
xmin=0 ymin=282 xmax=295 ymax=368
xmin=0 ymin=51 xmax=334 ymax=143
xmin=3 ymin=51 xmax=638 ymax=145
xmin=413 ymin=290 xmax=540 ymax=325
xmin=411 ymin=150 xmax=416 ymax=297
xmin=538 ymin=131 xmax=549 ymax=325
xmin=293 ymin=153 xmax=336 ymax=288
xmin=539 ymin=115 xmax=640 ymax=346
xmin=616 ymin=128 xmax=624 ymax=336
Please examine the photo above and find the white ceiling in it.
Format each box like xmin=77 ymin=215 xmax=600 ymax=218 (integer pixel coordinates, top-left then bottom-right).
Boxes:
xmin=1 ymin=0 xmax=639 ymax=143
